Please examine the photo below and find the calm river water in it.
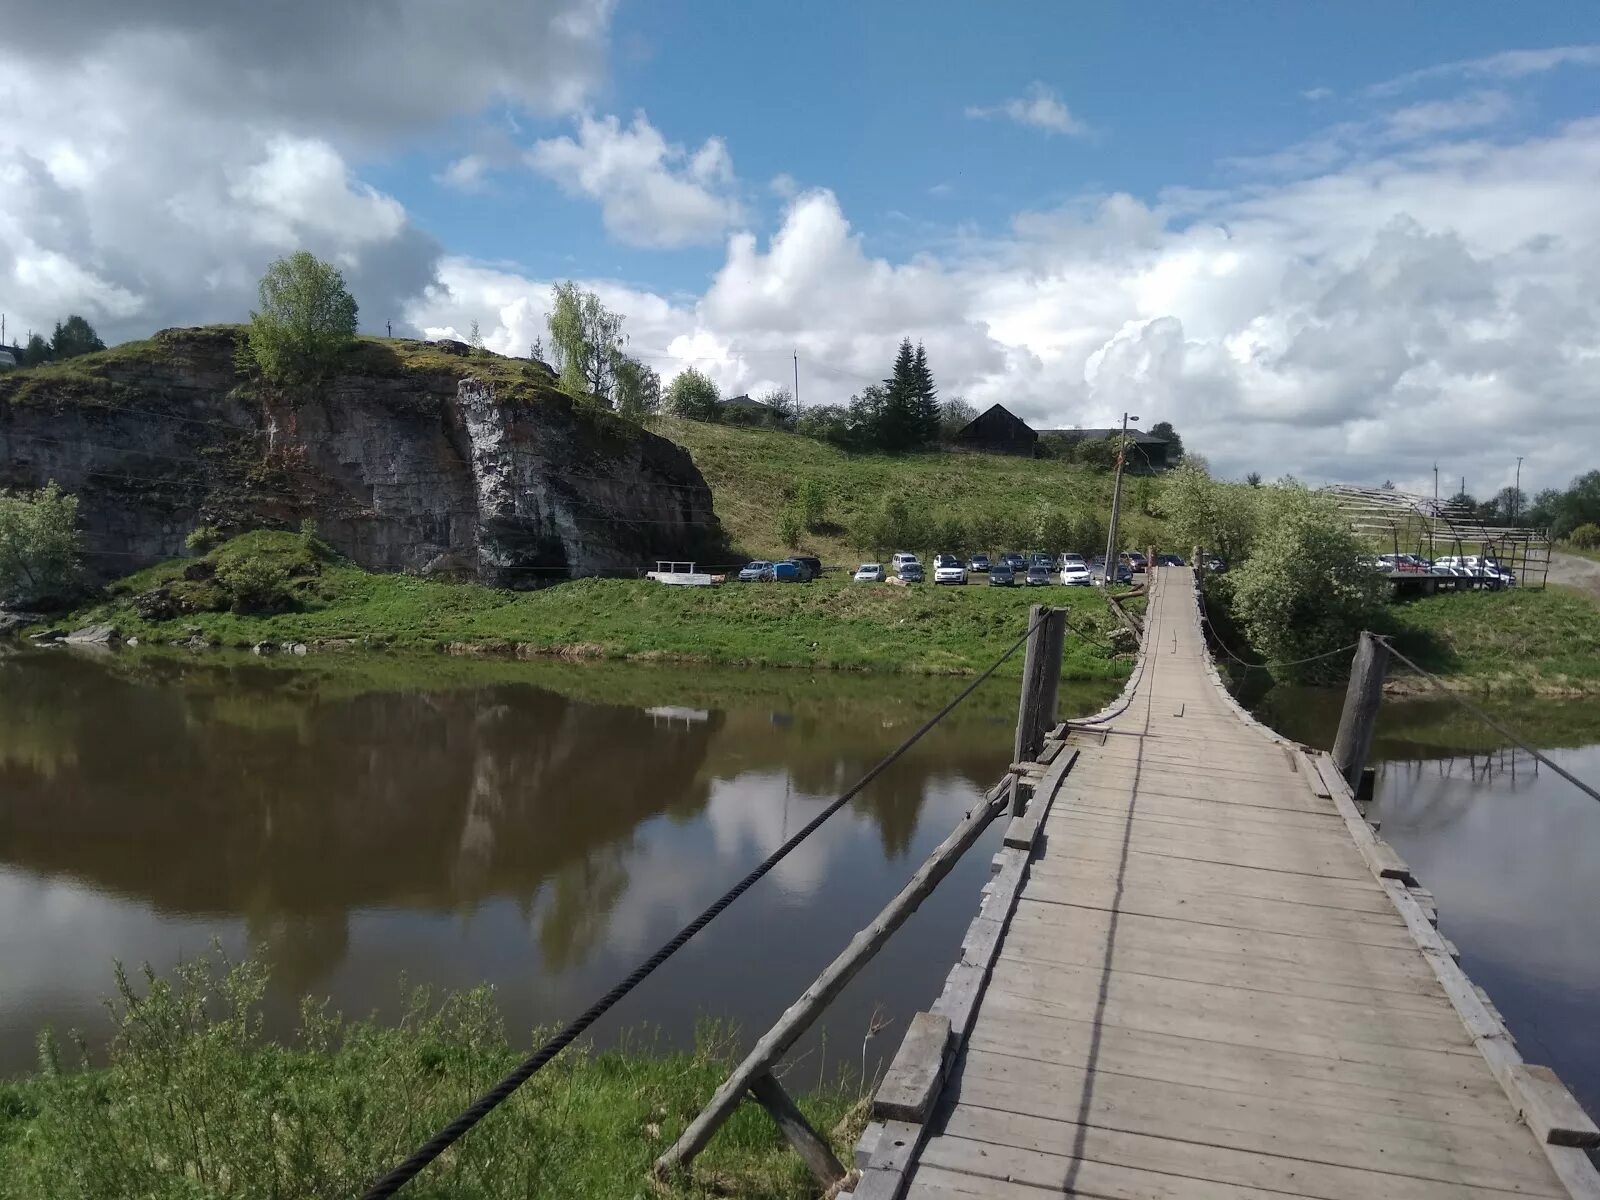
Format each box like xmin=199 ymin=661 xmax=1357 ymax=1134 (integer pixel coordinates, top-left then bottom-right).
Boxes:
xmin=1254 ymin=686 xmax=1600 ymax=1118
xmin=0 ymin=648 xmax=1117 ymax=1081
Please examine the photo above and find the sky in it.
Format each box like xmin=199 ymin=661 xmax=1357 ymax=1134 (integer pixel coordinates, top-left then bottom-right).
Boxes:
xmin=2 ymin=1 xmax=1599 ymax=497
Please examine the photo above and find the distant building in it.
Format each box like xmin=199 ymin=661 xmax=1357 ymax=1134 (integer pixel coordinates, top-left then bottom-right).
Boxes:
xmin=953 ymin=404 xmax=1039 ymax=456
xmin=954 ymin=403 xmax=1174 ymax=469
xmin=720 ymin=393 xmax=788 ymax=428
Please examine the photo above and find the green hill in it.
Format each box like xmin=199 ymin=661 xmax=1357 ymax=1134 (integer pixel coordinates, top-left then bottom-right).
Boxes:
xmin=652 ymin=417 xmax=1174 ymax=566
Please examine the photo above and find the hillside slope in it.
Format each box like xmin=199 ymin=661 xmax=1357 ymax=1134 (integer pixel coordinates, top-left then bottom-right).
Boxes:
xmin=653 ymin=417 xmax=1174 ymax=565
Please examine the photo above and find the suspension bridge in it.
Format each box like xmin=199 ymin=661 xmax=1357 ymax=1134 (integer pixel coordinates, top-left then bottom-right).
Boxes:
xmin=365 ymin=566 xmax=1599 ymax=1200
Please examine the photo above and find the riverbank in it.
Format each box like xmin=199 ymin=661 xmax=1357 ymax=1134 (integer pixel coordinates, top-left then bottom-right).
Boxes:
xmin=26 ymin=532 xmax=1135 ymax=676
xmin=0 ymin=954 xmax=861 ymax=1199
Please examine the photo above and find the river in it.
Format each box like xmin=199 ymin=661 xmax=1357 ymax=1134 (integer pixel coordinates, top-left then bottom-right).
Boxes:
xmin=0 ymin=647 xmax=1117 ymax=1082
xmin=1253 ymin=685 xmax=1600 ymax=1118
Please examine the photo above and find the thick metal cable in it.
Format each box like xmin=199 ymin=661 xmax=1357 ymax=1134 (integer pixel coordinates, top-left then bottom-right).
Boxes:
xmin=360 ymin=610 xmax=1050 ymax=1198
xmin=1378 ymin=640 xmax=1600 ymax=805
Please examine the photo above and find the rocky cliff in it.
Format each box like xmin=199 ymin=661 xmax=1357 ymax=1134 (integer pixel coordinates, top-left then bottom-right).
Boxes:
xmin=0 ymin=327 xmax=722 ymax=585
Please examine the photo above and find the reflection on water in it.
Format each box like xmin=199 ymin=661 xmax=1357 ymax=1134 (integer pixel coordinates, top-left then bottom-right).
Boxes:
xmin=1251 ymin=683 xmax=1600 ymax=1118
xmin=0 ymin=650 xmax=1116 ymax=1081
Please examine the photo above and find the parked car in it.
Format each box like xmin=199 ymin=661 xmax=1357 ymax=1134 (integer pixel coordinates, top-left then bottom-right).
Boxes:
xmin=1000 ymin=552 xmax=1027 ymax=572
xmin=853 ymin=563 xmax=885 ymax=582
xmin=1204 ymin=555 xmax=1228 ymax=574
xmin=933 ymin=553 xmax=967 ymax=585
xmin=1125 ymin=551 xmax=1148 ymax=572
xmin=898 ymin=561 xmax=924 ymax=583
xmin=1025 ymin=564 xmax=1052 ymax=586
xmin=968 ymin=552 xmax=992 ymax=573
xmin=770 ymin=560 xmax=803 ymax=582
xmin=1379 ymin=553 xmax=1427 ymax=574
xmin=1030 ymin=551 xmax=1054 ymax=568
xmin=1155 ymin=553 xmax=1185 ymax=566
xmin=1060 ymin=559 xmax=1092 ymax=586
xmin=891 ymin=552 xmax=920 ymax=573
xmin=789 ymin=555 xmax=822 ymax=578
xmin=988 ymin=564 xmax=1016 ymax=587
xmin=1090 ymin=557 xmax=1133 ymax=586
xmin=738 ymin=560 xmax=774 ymax=582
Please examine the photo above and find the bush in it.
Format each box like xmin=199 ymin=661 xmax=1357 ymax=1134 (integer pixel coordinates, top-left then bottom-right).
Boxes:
xmin=796 ymin=479 xmax=828 ymax=531
xmin=0 ymin=482 xmax=80 ymax=606
xmin=184 ymin=525 xmax=223 ymax=554
xmin=1569 ymin=523 xmax=1600 ymax=550
xmin=1226 ymin=487 xmax=1385 ymax=680
xmin=215 ymin=554 xmax=292 ymax=614
xmin=663 ymin=367 xmax=721 ymax=421
xmin=795 ymin=404 xmax=856 ymax=448
xmin=777 ymin=507 xmax=803 ymax=548
xmin=245 ymin=250 xmax=359 ymax=382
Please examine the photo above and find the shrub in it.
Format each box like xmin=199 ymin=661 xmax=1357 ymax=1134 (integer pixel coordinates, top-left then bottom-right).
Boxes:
xmin=245 ymin=250 xmax=359 ymax=382
xmin=796 ymin=479 xmax=828 ymax=531
xmin=215 ymin=554 xmax=292 ymax=614
xmin=0 ymin=482 xmax=80 ymax=606
xmin=777 ymin=507 xmax=803 ymax=548
xmin=663 ymin=367 xmax=721 ymax=421
xmin=184 ymin=525 xmax=223 ymax=554
xmin=1569 ymin=523 xmax=1600 ymax=550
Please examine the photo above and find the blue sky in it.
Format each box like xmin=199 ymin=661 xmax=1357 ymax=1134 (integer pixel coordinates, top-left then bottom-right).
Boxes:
xmin=3 ymin=1 xmax=1600 ymax=491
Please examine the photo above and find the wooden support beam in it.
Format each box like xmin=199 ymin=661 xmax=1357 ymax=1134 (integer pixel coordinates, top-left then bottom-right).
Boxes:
xmin=1508 ymin=1064 xmax=1600 ymax=1148
xmin=872 ymin=1012 xmax=952 ymax=1123
xmin=747 ymin=1071 xmax=847 ymax=1187
xmin=654 ymin=789 xmax=1006 ymax=1178
xmin=1332 ymin=630 xmax=1389 ymax=789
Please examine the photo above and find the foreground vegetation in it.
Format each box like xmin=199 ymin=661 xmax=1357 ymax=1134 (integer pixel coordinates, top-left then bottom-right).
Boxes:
xmin=0 ymin=953 xmax=860 ymax=1200
xmin=43 ymin=531 xmax=1135 ymax=676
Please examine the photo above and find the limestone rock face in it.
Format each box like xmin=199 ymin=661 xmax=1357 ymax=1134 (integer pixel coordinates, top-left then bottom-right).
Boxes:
xmin=0 ymin=328 xmax=722 ymax=586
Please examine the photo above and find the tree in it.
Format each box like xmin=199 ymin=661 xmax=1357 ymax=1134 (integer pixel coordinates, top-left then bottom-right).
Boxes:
xmin=20 ymin=333 xmax=51 ymax=367
xmin=614 ymin=357 xmax=661 ymax=420
xmin=796 ymin=404 xmax=855 ymax=448
xmin=1148 ymin=420 xmax=1183 ymax=462
xmin=1165 ymin=462 xmax=1258 ymax=564
xmin=795 ymin=478 xmax=828 ymax=530
xmin=0 ymin=482 xmax=80 ymax=606
xmin=664 ymin=366 xmax=721 ymax=420
xmin=467 ymin=319 xmax=483 ymax=351
xmin=49 ymin=315 xmax=105 ymax=360
xmin=777 ymin=507 xmax=804 ymax=548
xmin=755 ymin=387 xmax=798 ymax=428
xmin=246 ymin=251 xmax=359 ymax=382
xmin=1245 ymin=472 xmax=1263 ymax=488
xmin=939 ymin=397 xmax=978 ymax=442
xmin=1570 ymin=523 xmax=1600 ymax=550
xmin=911 ymin=342 xmax=940 ymax=445
xmin=874 ymin=338 xmax=923 ymax=451
xmin=547 ymin=281 xmax=626 ymax=404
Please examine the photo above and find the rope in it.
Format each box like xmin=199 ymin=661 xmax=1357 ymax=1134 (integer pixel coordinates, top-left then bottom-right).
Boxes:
xmin=1378 ymin=640 xmax=1600 ymax=805
xmin=359 ymin=610 xmax=1050 ymax=1198
xmin=1193 ymin=588 xmax=1358 ymax=671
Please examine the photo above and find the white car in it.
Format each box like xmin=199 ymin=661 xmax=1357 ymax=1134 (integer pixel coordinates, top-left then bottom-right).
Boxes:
xmin=1060 ymin=560 xmax=1091 ymax=586
xmin=891 ymin=551 xmax=920 ymax=573
xmin=932 ymin=553 xmax=967 ymax=585
xmin=854 ymin=562 xmax=886 ymax=582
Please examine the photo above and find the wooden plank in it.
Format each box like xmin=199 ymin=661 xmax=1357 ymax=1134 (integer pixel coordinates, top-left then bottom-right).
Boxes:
xmin=904 ymin=1156 xmax=1288 ymax=1200
xmin=1002 ymin=810 xmax=1040 ymax=851
xmin=747 ymin=1071 xmax=846 ymax=1187
xmin=872 ymin=1012 xmax=951 ymax=1123
xmin=1509 ymin=1064 xmax=1600 ymax=1148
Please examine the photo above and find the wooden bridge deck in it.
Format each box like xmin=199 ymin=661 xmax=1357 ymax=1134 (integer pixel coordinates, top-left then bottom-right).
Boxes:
xmin=861 ymin=567 xmax=1592 ymax=1200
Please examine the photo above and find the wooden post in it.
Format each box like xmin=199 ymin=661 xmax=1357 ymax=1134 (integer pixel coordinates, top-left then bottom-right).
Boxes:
xmin=747 ymin=1072 xmax=847 ymax=1187
xmin=1012 ymin=606 xmax=1056 ymax=766
xmin=1332 ymin=631 xmax=1389 ymax=789
xmin=654 ymin=788 xmax=1007 ymax=1180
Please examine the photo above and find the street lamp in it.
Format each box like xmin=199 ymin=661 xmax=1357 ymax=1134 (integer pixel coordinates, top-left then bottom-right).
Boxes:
xmin=1103 ymin=412 xmax=1138 ymax=585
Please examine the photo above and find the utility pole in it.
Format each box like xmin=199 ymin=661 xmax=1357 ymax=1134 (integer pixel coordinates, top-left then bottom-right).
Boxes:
xmin=1102 ymin=412 xmax=1137 ymax=586
xmin=1514 ymin=457 xmax=1523 ymax=523
xmin=793 ymin=350 xmax=801 ymax=415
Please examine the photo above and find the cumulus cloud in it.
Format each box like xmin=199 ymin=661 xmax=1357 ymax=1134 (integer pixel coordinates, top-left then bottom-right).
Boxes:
xmin=528 ymin=112 xmax=744 ymax=247
xmin=966 ymin=83 xmax=1091 ymax=137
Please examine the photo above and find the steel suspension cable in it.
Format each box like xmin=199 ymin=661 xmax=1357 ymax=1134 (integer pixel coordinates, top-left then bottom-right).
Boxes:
xmin=360 ymin=610 xmax=1050 ymax=1198
xmin=1379 ymin=640 xmax=1600 ymax=805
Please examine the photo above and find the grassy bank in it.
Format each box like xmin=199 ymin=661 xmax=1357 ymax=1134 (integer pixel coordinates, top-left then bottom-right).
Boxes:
xmin=1383 ymin=587 xmax=1600 ymax=694
xmin=0 ymin=955 xmax=860 ymax=1200
xmin=655 ymin=416 xmax=1172 ymax=562
xmin=47 ymin=532 xmax=1136 ymax=676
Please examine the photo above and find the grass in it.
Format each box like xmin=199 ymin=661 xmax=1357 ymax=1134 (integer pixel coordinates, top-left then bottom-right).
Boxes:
xmin=1382 ymin=586 xmax=1600 ymax=694
xmin=54 ymin=531 xmax=1137 ymax=678
xmin=652 ymin=417 xmax=1172 ymax=563
xmin=0 ymin=952 xmax=863 ymax=1200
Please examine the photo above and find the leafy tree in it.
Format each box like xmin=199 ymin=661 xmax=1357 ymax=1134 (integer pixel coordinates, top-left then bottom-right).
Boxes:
xmin=1164 ymin=462 xmax=1258 ymax=564
xmin=1227 ymin=487 xmax=1385 ymax=681
xmin=1148 ymin=420 xmax=1183 ymax=462
xmin=939 ymin=397 xmax=978 ymax=441
xmin=795 ymin=403 xmax=855 ymax=447
xmin=0 ymin=482 xmax=80 ymax=605
xmin=847 ymin=383 xmax=890 ymax=447
xmin=755 ymin=387 xmax=798 ymax=428
xmin=614 ymin=357 xmax=661 ymax=420
xmin=777 ymin=507 xmax=804 ymax=549
xmin=1245 ymin=472 xmax=1263 ymax=488
xmin=547 ymin=281 xmax=625 ymax=403
xmin=795 ymin=478 xmax=828 ymax=530
xmin=1075 ymin=433 xmax=1124 ymax=472
xmin=246 ymin=251 xmax=359 ymax=382
xmin=1569 ymin=522 xmax=1600 ymax=550
xmin=664 ymin=366 xmax=721 ymax=420
xmin=1494 ymin=486 xmax=1526 ymax=523
xmin=49 ymin=315 xmax=105 ymax=360
xmin=21 ymin=333 xmax=52 ymax=367
xmin=216 ymin=554 xmax=292 ymax=614
xmin=1446 ymin=490 xmax=1477 ymax=514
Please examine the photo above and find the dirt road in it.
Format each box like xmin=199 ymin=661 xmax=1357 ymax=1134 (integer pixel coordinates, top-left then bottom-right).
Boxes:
xmin=1549 ymin=551 xmax=1600 ymax=601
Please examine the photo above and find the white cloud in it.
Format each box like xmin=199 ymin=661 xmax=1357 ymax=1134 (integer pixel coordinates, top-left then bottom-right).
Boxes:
xmin=437 ymin=154 xmax=491 ymax=192
xmin=1383 ymin=90 xmax=1515 ymax=140
xmin=528 ymin=112 xmax=744 ymax=248
xmin=1372 ymin=44 xmax=1600 ymax=96
xmin=966 ymin=83 xmax=1091 ymax=137
xmin=1302 ymin=87 xmax=1335 ymax=102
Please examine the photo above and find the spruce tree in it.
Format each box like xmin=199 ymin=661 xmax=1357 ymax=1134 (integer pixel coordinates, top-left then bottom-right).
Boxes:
xmin=912 ymin=342 xmax=939 ymax=445
xmin=878 ymin=337 xmax=920 ymax=451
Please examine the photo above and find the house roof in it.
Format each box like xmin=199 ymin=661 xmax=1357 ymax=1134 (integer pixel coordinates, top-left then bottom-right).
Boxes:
xmin=721 ymin=393 xmax=774 ymax=412
xmin=956 ymin=403 xmax=1036 ymax=438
